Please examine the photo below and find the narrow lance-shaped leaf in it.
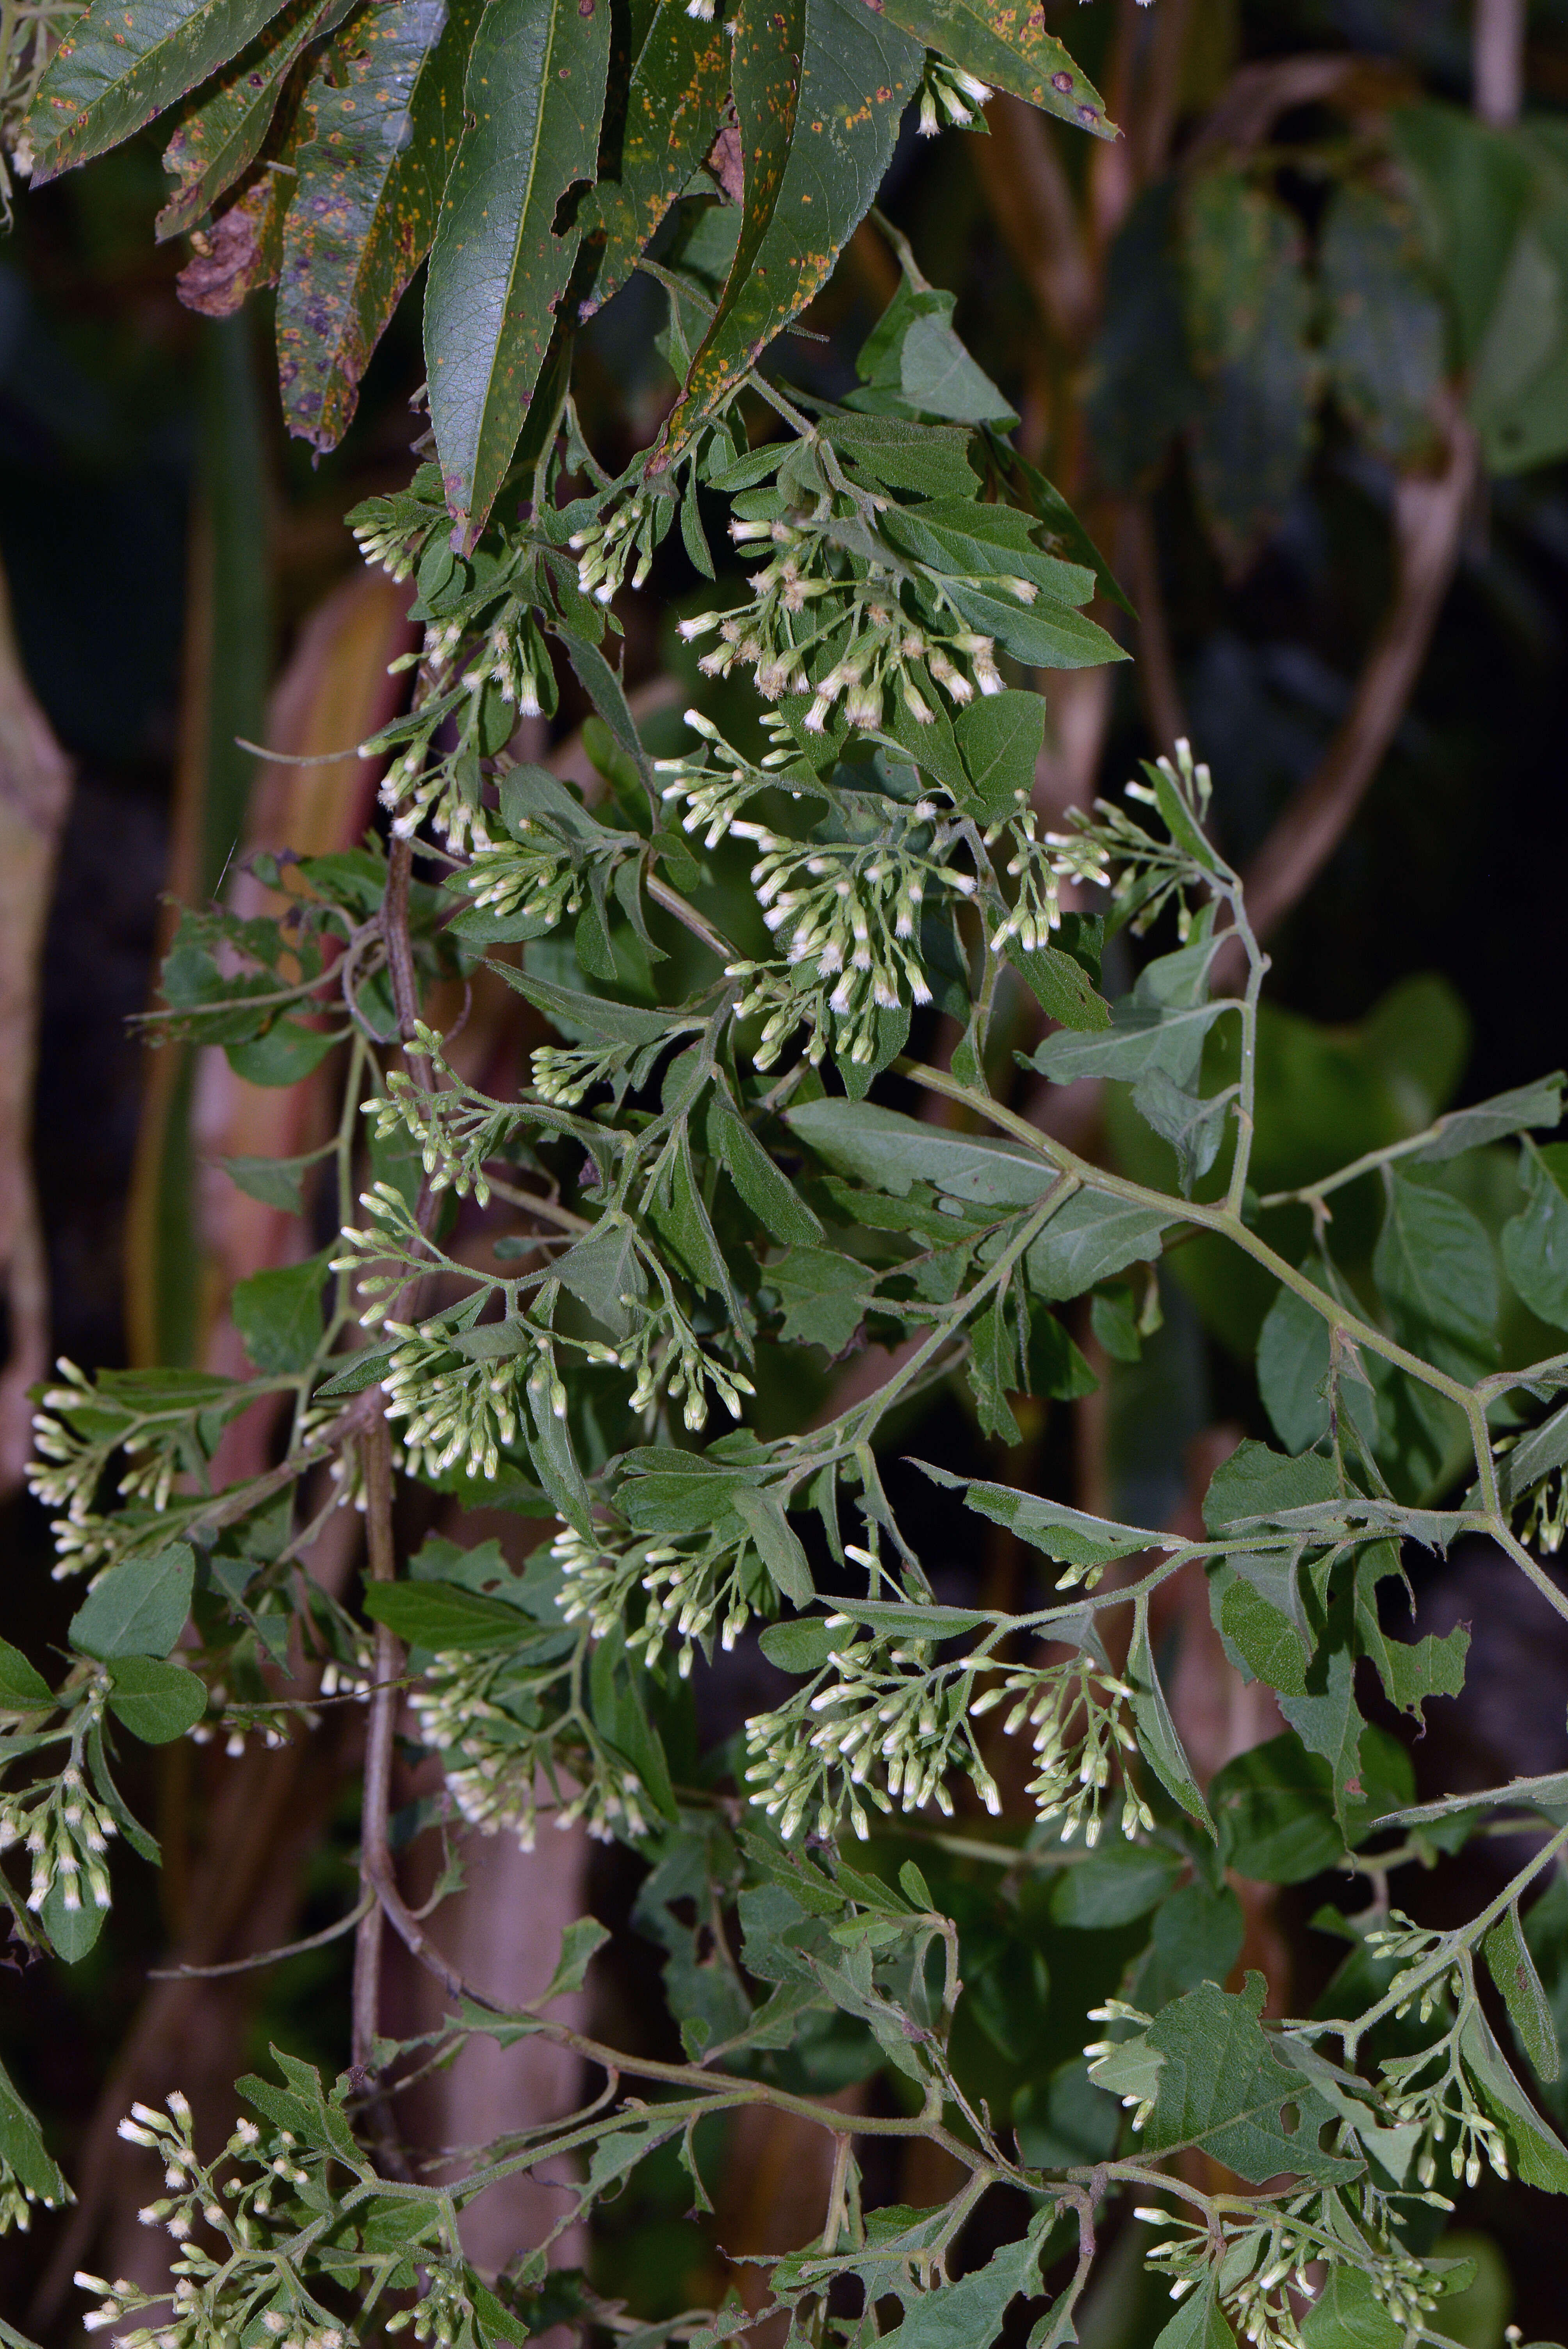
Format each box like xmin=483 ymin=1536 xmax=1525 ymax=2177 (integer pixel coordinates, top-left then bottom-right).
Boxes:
xmin=277 ymin=0 xmax=484 ymax=449
xmin=655 ymin=0 xmax=922 ymax=467
xmin=28 ymin=0 xmax=298 ymax=182
xmin=878 ymin=0 xmax=1112 ymax=140
xmin=426 ymin=0 xmax=611 ymax=542
xmin=155 ymin=0 xmax=352 ymax=241
xmin=582 ymin=1 xmax=730 ymax=318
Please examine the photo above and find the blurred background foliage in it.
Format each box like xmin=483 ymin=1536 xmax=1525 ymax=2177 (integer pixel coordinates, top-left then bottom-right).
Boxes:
xmin=7 ymin=0 xmax=1568 ymax=2340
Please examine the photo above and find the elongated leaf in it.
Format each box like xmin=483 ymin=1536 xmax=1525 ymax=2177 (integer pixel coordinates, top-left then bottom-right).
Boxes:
xmin=1150 ymin=2284 xmax=1237 ymax=2349
xmin=710 ymin=1092 xmax=823 ymax=1245
xmin=918 ymin=1462 xmax=1161 ymax=1570
xmin=495 ymin=965 xmax=673 ymax=1045
xmin=1023 ymin=1189 xmax=1171 ymax=1301
xmin=1128 ymin=1597 xmax=1213 ymax=1834
xmin=0 ymin=2053 xmax=69 ymax=2209
xmin=1485 ymin=1898 xmax=1559 ymax=2081
xmin=788 ymin=1096 xmax=1057 ymax=1207
xmin=1504 ymin=1143 xmax=1568 ymax=1329
xmin=29 ymin=0 xmax=294 ymax=180
xmin=156 ymin=0 xmax=347 ymax=239
xmin=426 ymin=0 xmax=610 ymax=540
xmin=0 ymin=1638 xmax=54 ymax=1713
xmin=1373 ymin=1169 xmax=1498 ymax=1355
xmin=1379 ymin=1771 xmax=1568 ymax=1828
xmin=656 ymin=0 xmax=921 ymax=465
xmin=584 ymin=4 xmax=729 ymax=317
xmin=277 ymin=0 xmax=482 ymax=449
xmin=362 ymin=1579 xmax=556 ymax=1653
xmin=878 ymin=0 xmax=1110 ymax=137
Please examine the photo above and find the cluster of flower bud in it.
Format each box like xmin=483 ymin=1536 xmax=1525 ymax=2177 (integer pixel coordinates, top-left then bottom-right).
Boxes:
xmin=378 ymin=1313 xmax=611 ymax=1484
xmin=970 ymin=1654 xmax=1152 ymax=1844
xmin=617 ymin=1290 xmax=755 ymax=1433
xmin=330 ymin=1180 xmax=437 ymax=1330
xmin=917 ymin=55 xmax=991 ymax=135
xmin=369 ymin=600 xmax=552 ymax=850
xmin=1045 ymin=738 xmax=1220 ymax=939
xmin=676 ymin=508 xmax=1006 ymax=733
xmin=28 ymin=1358 xmax=189 ymax=1578
xmin=351 ymin=503 xmax=429 ymax=583
xmin=654 ymin=709 xmax=785 ymax=847
xmin=0 ymin=1751 xmax=116 ymax=1918
xmin=571 ymin=493 xmax=662 ymax=605
xmin=1137 ymin=2194 xmax=1438 ymax=2349
xmin=367 ymin=1042 xmax=526 ymax=1212
xmin=461 ymin=823 xmax=587 ymax=930
xmin=411 ymin=1650 xmax=647 ymax=1850
xmin=1377 ymin=2011 xmax=1512 ymax=2192
xmin=745 ymin=1630 xmax=1001 ymax=1843
xmin=554 ymin=1518 xmax=754 ymax=1675
xmin=986 ymin=809 xmax=1062 ymax=953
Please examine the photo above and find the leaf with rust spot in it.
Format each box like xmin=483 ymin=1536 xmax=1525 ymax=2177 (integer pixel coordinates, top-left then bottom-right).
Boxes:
xmin=425 ymin=0 xmax=611 ymax=541
xmin=657 ymin=0 xmax=921 ymax=468
xmin=276 ymin=0 xmax=482 ymax=451
xmin=156 ymin=0 xmax=352 ymax=242
xmin=583 ymin=0 xmax=730 ymax=317
xmin=28 ymin=0 xmax=301 ymax=183
xmin=177 ymin=168 xmax=291 ymax=315
xmin=875 ymin=0 xmax=1113 ymax=140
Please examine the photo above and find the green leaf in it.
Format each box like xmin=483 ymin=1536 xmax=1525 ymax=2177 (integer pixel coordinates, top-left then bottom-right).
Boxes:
xmin=232 ymin=1251 xmax=330 ymax=1373
xmin=732 ymin=1487 xmax=814 ymax=1608
xmin=1277 ymin=1646 xmax=1368 ymax=1838
xmin=495 ymin=964 xmax=674 ymax=1048
xmin=1256 ymin=1260 xmax=1376 ymax=1458
xmin=0 ymin=1638 xmax=55 ymax=1713
xmin=1504 ymin=1142 xmax=1568 ymax=1330
xmin=852 ymin=279 xmax=1017 ymax=428
xmin=1353 ymin=1548 xmax=1468 ymax=1722
xmin=1422 ymin=1075 xmax=1564 ymax=1159
xmin=277 ymin=0 xmax=482 ymax=449
xmin=226 ymin=1018 xmax=339 ymax=1086
xmin=1003 ymin=935 xmax=1111 ymax=1033
xmin=1030 ymin=935 xmax=1226 ymax=1089
xmin=770 ymin=1245 xmax=873 ymax=1355
xmin=1373 ymin=1170 xmax=1499 ymax=1358
xmin=709 ymin=1092 xmax=823 ymax=1246
xmin=1023 ymin=1189 xmax=1171 ymax=1302
xmin=758 ymin=1618 xmax=841 ymax=1674
xmin=877 ymin=2211 xmax=1050 ymax=2349
xmin=1299 ymin=2264 xmax=1402 ymax=2349
xmin=70 ymin=1543 xmax=196 ymax=1661
xmin=0 ymin=2053 xmax=69 ymax=2209
xmin=1202 ymin=1440 xmax=1340 ymax=1534
xmin=28 ymin=0 xmax=292 ymax=180
xmin=787 ymin=1097 xmax=1057 ymax=1207
xmin=1050 ymin=1842 xmax=1182 ymax=1929
xmin=1459 ymin=2002 xmax=1568 ymax=2191
xmin=917 ymin=1462 xmax=1160 ymax=1572
xmin=425 ymin=0 xmax=610 ymax=541
xmin=362 ymin=1579 xmax=553 ymax=1654
xmin=1139 ymin=1974 xmax=1357 ymax=2182
xmin=1128 ymin=1597 xmax=1213 ymax=1835
xmin=106 ymin=1655 xmax=208 ymax=1744
xmin=1211 ymin=1735 xmax=1344 ymax=1884
xmin=584 ymin=4 xmax=729 ymax=317
xmin=219 ymin=1150 xmax=325 ymax=1214
xmin=40 ymin=1879 xmax=106 ymax=1963
xmin=1218 ymin=1576 xmax=1309 ymax=1699
xmin=1150 ymin=2283 xmax=1238 ymax=2349
xmin=155 ymin=0 xmax=347 ymax=240
xmin=877 ymin=0 xmax=1112 ymax=139
xmin=1485 ymin=1899 xmax=1559 ymax=2082
xmin=542 ymin=1914 xmax=611 ymax=2001
xmin=966 ymin=1297 xmax=1023 ymax=1443
xmin=953 ymin=689 xmax=1043 ymax=823
xmin=656 ymin=0 xmax=921 ymax=465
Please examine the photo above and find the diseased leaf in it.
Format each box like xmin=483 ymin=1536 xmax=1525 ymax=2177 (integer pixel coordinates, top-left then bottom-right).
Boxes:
xmin=277 ymin=0 xmax=482 ymax=450
xmin=1138 ymin=1974 xmax=1357 ymax=2182
xmin=29 ymin=0 xmax=294 ymax=180
xmin=584 ymin=3 xmax=729 ymax=317
xmin=1352 ymin=1548 xmax=1468 ymax=1722
xmin=877 ymin=0 xmax=1112 ymax=139
xmin=1320 ymin=177 xmax=1445 ymax=464
xmin=656 ymin=0 xmax=921 ymax=466
xmin=876 ymin=2215 xmax=1049 ymax=2349
xmin=156 ymin=0 xmax=349 ymax=241
xmin=425 ymin=0 xmax=610 ymax=540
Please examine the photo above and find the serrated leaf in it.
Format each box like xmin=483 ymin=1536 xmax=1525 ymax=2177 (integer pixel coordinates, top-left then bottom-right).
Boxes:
xmin=732 ymin=1486 xmax=813 ymax=1607
xmin=584 ymin=4 xmax=729 ymax=317
xmin=770 ymin=1245 xmax=874 ymax=1355
xmin=70 ymin=1544 xmax=196 ymax=1661
xmin=877 ymin=2216 xmax=1049 ymax=2349
xmin=656 ymin=0 xmax=921 ymax=465
xmin=495 ymin=963 xmax=673 ymax=1046
xmin=232 ymin=1251 xmax=330 ymax=1373
xmin=1211 ymin=1735 xmax=1344 ymax=1884
xmin=953 ymin=688 xmax=1042 ymax=822
xmin=1299 ymin=2265 xmax=1401 ymax=2349
xmin=1140 ymin=1975 xmax=1357 ymax=2181
xmin=156 ymin=0 xmax=348 ymax=241
xmin=1218 ymin=1575 xmax=1309 ymax=1698
xmin=1485 ymin=1898 xmax=1559 ymax=2081
xmin=29 ymin=0 xmax=292 ymax=181
xmin=425 ymin=0 xmax=610 ymax=540
xmin=105 ymin=1656 xmax=208 ymax=1743
xmin=1352 ymin=1548 xmax=1468 ymax=1722
xmin=362 ymin=1579 xmax=551 ymax=1654
xmin=879 ymin=0 xmax=1111 ymax=138
xmin=277 ymin=0 xmax=482 ymax=449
